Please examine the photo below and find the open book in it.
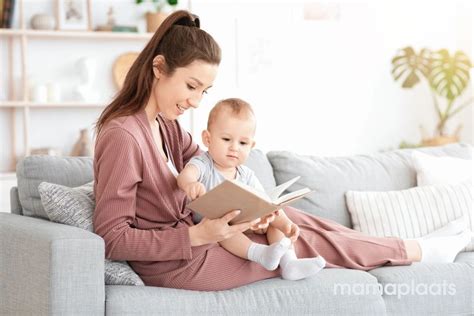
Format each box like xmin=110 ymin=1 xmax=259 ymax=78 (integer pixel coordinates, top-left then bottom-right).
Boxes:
xmin=186 ymin=176 xmax=312 ymax=224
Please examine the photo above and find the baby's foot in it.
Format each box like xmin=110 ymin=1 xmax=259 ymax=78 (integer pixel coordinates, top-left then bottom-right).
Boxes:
xmin=280 ymin=250 xmax=326 ymax=281
xmin=248 ymin=238 xmax=292 ymax=270
xmin=419 ymin=230 xmax=471 ymax=263
xmin=421 ymin=217 xmax=467 ymax=239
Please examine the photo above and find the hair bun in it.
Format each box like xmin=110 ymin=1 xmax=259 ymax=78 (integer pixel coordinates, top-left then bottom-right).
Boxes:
xmin=175 ymin=14 xmax=200 ymax=28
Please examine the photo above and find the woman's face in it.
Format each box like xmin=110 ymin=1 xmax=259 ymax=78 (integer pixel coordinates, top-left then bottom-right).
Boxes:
xmin=153 ymin=59 xmax=218 ymax=121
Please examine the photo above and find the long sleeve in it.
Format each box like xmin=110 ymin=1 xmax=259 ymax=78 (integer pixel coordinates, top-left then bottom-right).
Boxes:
xmin=93 ymin=127 xmax=193 ymax=261
xmin=177 ymin=121 xmax=202 ymax=166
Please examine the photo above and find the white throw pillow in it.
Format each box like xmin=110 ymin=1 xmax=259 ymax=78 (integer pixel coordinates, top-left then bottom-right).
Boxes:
xmin=412 ymin=151 xmax=472 ymax=186
xmin=345 ymin=182 xmax=473 ymax=251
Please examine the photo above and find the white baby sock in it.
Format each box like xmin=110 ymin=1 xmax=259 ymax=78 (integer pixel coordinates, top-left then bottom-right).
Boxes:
xmin=279 ymin=247 xmax=326 ymax=281
xmin=417 ymin=230 xmax=471 ymax=263
xmin=247 ymin=238 xmax=292 ymax=270
xmin=421 ymin=217 xmax=467 ymax=239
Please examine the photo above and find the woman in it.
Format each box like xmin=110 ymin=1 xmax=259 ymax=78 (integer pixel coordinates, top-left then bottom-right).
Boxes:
xmin=93 ymin=10 xmax=470 ymax=291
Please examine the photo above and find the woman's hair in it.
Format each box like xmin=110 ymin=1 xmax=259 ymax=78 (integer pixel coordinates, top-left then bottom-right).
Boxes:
xmin=96 ymin=10 xmax=221 ymax=134
xmin=207 ymin=98 xmax=256 ymax=131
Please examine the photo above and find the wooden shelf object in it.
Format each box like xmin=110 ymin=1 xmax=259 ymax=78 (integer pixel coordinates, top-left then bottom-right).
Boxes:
xmin=0 ymin=29 xmax=153 ymax=40
xmin=0 ymin=101 xmax=106 ymax=108
xmin=0 ymin=0 xmax=152 ymax=172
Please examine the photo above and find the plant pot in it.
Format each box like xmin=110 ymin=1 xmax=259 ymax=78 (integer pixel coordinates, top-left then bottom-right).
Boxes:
xmin=146 ymin=12 xmax=168 ymax=33
xmin=421 ymin=135 xmax=459 ymax=147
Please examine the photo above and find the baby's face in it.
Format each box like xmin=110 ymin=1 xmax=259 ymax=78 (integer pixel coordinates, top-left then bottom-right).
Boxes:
xmin=204 ymin=113 xmax=256 ymax=171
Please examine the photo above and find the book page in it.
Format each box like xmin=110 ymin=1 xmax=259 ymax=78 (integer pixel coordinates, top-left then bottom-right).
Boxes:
xmin=230 ymin=179 xmax=271 ymax=201
xmin=274 ymin=187 xmax=311 ymax=205
xmin=267 ymin=176 xmax=301 ymax=201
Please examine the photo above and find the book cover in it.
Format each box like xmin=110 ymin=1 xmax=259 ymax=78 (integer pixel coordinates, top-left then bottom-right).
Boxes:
xmin=0 ymin=0 xmax=4 ymax=28
xmin=2 ymin=0 xmax=15 ymax=28
xmin=186 ymin=176 xmax=312 ymax=224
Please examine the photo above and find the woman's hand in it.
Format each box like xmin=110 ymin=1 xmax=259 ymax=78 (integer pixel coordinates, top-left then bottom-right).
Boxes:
xmin=188 ymin=210 xmax=259 ymax=246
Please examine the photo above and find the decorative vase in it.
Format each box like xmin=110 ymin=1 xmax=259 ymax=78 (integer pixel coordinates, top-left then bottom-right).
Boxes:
xmin=70 ymin=129 xmax=93 ymax=157
xmin=30 ymin=14 xmax=55 ymax=30
xmin=145 ymin=12 xmax=168 ymax=33
xmin=421 ymin=135 xmax=459 ymax=147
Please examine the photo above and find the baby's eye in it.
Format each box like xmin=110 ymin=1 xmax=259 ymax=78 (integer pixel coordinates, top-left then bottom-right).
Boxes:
xmin=240 ymin=141 xmax=248 ymax=145
xmin=187 ymin=84 xmax=196 ymax=90
xmin=222 ymin=138 xmax=230 ymax=142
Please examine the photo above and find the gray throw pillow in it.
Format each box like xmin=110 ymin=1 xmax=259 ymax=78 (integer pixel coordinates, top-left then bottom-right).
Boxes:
xmin=38 ymin=181 xmax=144 ymax=286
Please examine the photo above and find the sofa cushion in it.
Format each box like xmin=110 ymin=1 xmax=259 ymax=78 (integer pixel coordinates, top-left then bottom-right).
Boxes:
xmin=345 ymin=181 xmax=473 ymax=251
xmin=105 ymin=269 xmax=385 ymax=315
xmin=453 ymin=251 xmax=474 ymax=265
xmin=267 ymin=143 xmax=472 ymax=227
xmin=244 ymin=148 xmax=277 ymax=191
xmin=17 ymin=155 xmax=93 ymax=219
xmin=368 ymin=259 xmax=474 ymax=316
xmin=38 ymin=181 xmax=144 ymax=286
xmin=412 ymin=151 xmax=472 ymax=186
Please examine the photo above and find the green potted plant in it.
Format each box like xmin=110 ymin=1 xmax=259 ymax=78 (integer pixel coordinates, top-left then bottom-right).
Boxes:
xmin=391 ymin=46 xmax=472 ymax=146
xmin=136 ymin=0 xmax=178 ymax=33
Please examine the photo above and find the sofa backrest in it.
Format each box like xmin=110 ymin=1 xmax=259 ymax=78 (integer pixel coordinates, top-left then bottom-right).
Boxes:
xmin=16 ymin=155 xmax=93 ymax=219
xmin=13 ymin=150 xmax=277 ymax=220
xmin=267 ymin=143 xmax=472 ymax=227
xmin=14 ymin=144 xmax=472 ymax=226
xmin=244 ymin=149 xmax=277 ymax=191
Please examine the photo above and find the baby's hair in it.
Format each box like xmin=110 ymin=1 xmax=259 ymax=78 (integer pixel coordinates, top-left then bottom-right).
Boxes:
xmin=207 ymin=98 xmax=255 ymax=130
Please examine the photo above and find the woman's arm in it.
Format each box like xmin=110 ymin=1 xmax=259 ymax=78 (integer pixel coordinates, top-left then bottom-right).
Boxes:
xmin=175 ymin=120 xmax=202 ymax=166
xmin=94 ymin=127 xmax=194 ymax=262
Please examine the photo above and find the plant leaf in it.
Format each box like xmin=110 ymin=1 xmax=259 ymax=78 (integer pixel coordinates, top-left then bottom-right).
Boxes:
xmin=391 ymin=46 xmax=431 ymax=88
xmin=403 ymin=71 xmax=420 ymax=88
xmin=429 ymin=49 xmax=472 ymax=101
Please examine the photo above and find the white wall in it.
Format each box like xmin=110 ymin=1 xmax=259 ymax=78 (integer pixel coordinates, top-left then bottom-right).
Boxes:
xmin=0 ymin=0 xmax=472 ymax=172
xmin=192 ymin=0 xmax=473 ymax=156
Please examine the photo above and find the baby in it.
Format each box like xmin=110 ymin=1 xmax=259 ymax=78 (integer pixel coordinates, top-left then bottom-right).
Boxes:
xmin=177 ymin=98 xmax=325 ymax=280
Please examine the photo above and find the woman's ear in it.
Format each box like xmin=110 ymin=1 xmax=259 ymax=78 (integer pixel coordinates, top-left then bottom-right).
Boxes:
xmin=201 ymin=130 xmax=211 ymax=147
xmin=152 ymin=55 xmax=166 ymax=79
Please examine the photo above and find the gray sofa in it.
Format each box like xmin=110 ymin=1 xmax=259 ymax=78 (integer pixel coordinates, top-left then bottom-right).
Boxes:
xmin=1 ymin=143 xmax=473 ymax=315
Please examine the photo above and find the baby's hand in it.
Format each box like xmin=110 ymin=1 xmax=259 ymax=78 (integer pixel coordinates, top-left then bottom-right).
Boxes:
xmin=183 ymin=182 xmax=206 ymax=200
xmin=283 ymin=222 xmax=300 ymax=243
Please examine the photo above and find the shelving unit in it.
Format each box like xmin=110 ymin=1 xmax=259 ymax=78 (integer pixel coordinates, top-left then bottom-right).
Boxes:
xmin=0 ymin=28 xmax=153 ymax=40
xmin=0 ymin=0 xmax=153 ymax=172
xmin=0 ymin=101 xmax=106 ymax=108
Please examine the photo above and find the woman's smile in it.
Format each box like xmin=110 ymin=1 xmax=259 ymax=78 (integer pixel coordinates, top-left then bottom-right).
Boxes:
xmin=177 ymin=104 xmax=187 ymax=114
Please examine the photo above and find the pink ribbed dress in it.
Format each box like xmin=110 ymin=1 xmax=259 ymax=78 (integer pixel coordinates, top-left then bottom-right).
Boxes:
xmin=93 ymin=110 xmax=411 ymax=291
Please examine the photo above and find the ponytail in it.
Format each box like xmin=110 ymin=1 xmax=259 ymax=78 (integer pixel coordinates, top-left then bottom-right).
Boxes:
xmin=96 ymin=10 xmax=220 ymax=135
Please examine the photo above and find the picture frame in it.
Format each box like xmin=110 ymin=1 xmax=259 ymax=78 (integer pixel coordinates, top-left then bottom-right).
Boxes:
xmin=56 ymin=0 xmax=92 ymax=31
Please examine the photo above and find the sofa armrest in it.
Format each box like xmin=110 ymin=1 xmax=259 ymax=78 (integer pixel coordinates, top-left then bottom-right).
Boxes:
xmin=0 ymin=213 xmax=105 ymax=315
xmin=10 ymin=186 xmax=22 ymax=215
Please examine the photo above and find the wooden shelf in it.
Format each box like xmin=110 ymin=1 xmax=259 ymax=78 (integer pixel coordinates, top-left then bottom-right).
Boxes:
xmin=0 ymin=172 xmax=16 ymax=179
xmin=1 ymin=0 xmax=162 ymax=172
xmin=0 ymin=101 xmax=106 ymax=108
xmin=0 ymin=28 xmax=153 ymax=40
